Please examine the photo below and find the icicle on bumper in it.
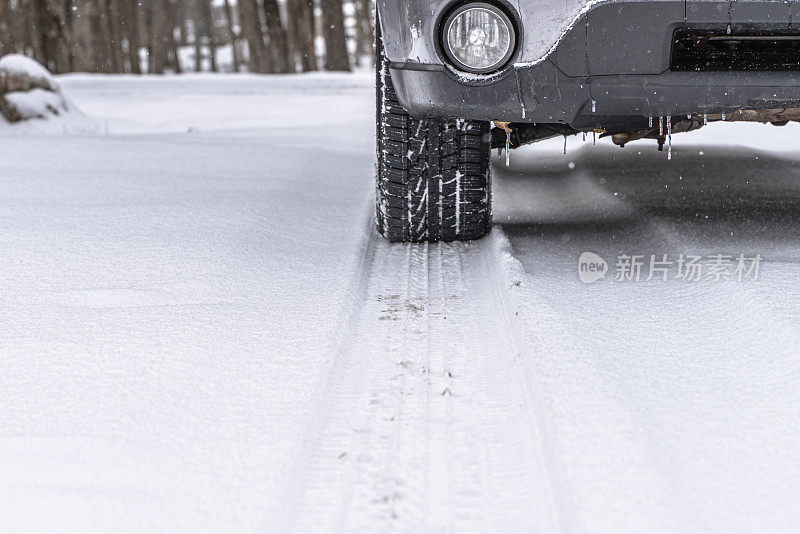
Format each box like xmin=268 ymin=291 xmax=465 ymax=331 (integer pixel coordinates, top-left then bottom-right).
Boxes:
xmin=667 ymin=115 xmax=673 ymax=160
xmin=493 ymin=120 xmax=514 ymax=167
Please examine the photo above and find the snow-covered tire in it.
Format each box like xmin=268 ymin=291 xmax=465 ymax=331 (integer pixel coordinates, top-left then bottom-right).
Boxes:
xmin=375 ymin=23 xmax=492 ymax=242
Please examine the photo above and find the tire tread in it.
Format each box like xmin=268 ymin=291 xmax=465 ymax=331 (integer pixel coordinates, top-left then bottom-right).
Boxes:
xmin=375 ymin=22 xmax=491 ymax=243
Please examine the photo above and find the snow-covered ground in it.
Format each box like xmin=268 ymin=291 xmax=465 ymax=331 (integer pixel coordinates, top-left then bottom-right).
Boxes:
xmin=2 ymin=73 xmax=800 ymax=533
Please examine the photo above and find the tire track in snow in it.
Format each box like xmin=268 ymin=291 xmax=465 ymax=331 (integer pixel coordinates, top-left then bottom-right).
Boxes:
xmin=287 ymin=234 xmax=559 ymax=533
xmin=271 ymin=202 xmax=379 ymax=533
xmin=488 ymin=228 xmax=677 ymax=532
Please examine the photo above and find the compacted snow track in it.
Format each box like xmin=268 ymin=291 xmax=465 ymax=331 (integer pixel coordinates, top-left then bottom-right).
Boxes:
xmin=289 ymin=234 xmax=558 ymax=533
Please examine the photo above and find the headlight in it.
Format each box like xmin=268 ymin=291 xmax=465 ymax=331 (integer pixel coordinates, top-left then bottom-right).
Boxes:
xmin=442 ymin=3 xmax=515 ymax=73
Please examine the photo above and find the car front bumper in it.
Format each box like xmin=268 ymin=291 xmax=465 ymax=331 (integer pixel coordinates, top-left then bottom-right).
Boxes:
xmin=380 ymin=0 xmax=800 ymax=126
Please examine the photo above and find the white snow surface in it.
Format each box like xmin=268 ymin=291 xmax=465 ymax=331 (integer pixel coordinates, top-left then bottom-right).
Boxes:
xmin=2 ymin=73 xmax=800 ymax=533
xmin=3 ymin=88 xmax=69 ymax=120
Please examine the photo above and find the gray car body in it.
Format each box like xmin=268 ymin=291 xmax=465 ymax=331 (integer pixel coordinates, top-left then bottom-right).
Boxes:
xmin=378 ymin=0 xmax=800 ymax=127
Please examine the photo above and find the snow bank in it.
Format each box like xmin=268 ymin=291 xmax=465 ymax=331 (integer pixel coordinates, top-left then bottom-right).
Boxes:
xmin=3 ymin=88 xmax=67 ymax=119
xmin=55 ymin=71 xmax=372 ymax=135
xmin=0 ymin=54 xmax=73 ymax=124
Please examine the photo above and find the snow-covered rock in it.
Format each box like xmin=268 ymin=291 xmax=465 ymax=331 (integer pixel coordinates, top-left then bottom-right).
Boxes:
xmin=0 ymin=54 xmax=69 ymax=122
xmin=0 ymin=54 xmax=59 ymax=91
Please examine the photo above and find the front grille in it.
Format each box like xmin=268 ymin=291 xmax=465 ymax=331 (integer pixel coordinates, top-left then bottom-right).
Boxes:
xmin=671 ymin=29 xmax=800 ymax=71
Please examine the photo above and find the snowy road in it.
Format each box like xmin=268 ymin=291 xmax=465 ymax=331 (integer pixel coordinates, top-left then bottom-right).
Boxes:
xmin=2 ymin=73 xmax=800 ymax=533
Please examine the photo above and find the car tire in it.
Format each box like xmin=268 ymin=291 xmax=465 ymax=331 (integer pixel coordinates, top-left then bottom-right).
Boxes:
xmin=375 ymin=20 xmax=492 ymax=242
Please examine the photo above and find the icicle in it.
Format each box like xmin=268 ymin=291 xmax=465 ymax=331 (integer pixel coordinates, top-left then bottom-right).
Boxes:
xmin=505 ymin=130 xmax=511 ymax=167
xmin=703 ymin=113 xmax=708 ymax=126
xmin=726 ymin=23 xmax=731 ymax=35
xmin=648 ymin=116 xmax=653 ymax=128
xmin=659 ymin=115 xmax=664 ymax=136
xmin=667 ymin=116 xmax=672 ymax=160
xmin=591 ymin=99 xmax=597 ymax=113
xmin=722 ymin=111 xmax=726 ymax=121
xmin=563 ymin=136 xmax=568 ymax=154
xmin=521 ymin=107 xmax=526 ymax=119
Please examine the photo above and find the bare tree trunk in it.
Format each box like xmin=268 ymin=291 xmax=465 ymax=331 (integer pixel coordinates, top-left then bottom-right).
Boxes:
xmin=62 ymin=0 xmax=75 ymax=70
xmin=105 ymin=0 xmax=124 ymax=71
xmin=0 ymin=0 xmax=13 ymax=55
xmin=222 ymin=0 xmax=240 ymax=72
xmin=165 ymin=0 xmax=182 ymax=72
xmin=284 ymin=0 xmax=297 ymax=71
xmin=320 ymin=0 xmax=349 ymax=71
xmin=146 ymin=0 xmax=167 ymax=73
xmin=192 ymin=0 xmax=202 ymax=70
xmin=262 ymin=0 xmax=290 ymax=73
xmin=174 ymin=0 xmax=187 ymax=44
xmin=78 ymin=0 xmax=107 ymax=71
xmin=95 ymin=0 xmax=115 ymax=72
xmin=362 ymin=0 xmax=374 ymax=65
xmin=30 ymin=0 xmax=74 ymax=72
xmin=353 ymin=0 xmax=373 ymax=67
xmin=29 ymin=0 xmax=45 ymax=65
xmin=121 ymin=0 xmax=142 ymax=73
xmin=9 ymin=0 xmax=26 ymax=55
xmin=352 ymin=0 xmax=364 ymax=67
xmin=53 ymin=0 xmax=77 ymax=71
xmin=238 ymin=0 xmax=268 ymax=73
xmin=21 ymin=0 xmax=34 ymax=57
xmin=170 ymin=0 xmax=184 ymax=46
xmin=199 ymin=0 xmax=216 ymax=71
xmin=287 ymin=0 xmax=315 ymax=71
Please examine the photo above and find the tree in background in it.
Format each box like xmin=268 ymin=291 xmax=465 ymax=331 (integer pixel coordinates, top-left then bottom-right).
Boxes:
xmin=121 ymin=0 xmax=142 ymax=73
xmin=145 ymin=0 xmax=167 ymax=73
xmin=105 ymin=0 xmax=125 ymax=72
xmin=239 ymin=0 xmax=268 ymax=72
xmin=320 ymin=0 xmax=349 ymax=71
xmin=221 ymin=0 xmax=240 ymax=71
xmin=0 ymin=0 xmax=13 ymax=56
xmin=0 ymin=0 xmax=373 ymax=74
xmin=286 ymin=0 xmax=316 ymax=72
xmin=198 ymin=0 xmax=217 ymax=71
xmin=30 ymin=0 xmax=75 ymax=73
xmin=263 ymin=0 xmax=291 ymax=73
xmin=352 ymin=0 xmax=372 ymax=67
xmin=163 ymin=0 xmax=182 ymax=73
xmin=192 ymin=0 xmax=204 ymax=71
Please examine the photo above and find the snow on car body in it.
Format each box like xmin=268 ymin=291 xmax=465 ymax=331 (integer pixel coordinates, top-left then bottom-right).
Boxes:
xmin=374 ymin=0 xmax=800 ymax=243
xmin=379 ymin=0 xmax=800 ymax=123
